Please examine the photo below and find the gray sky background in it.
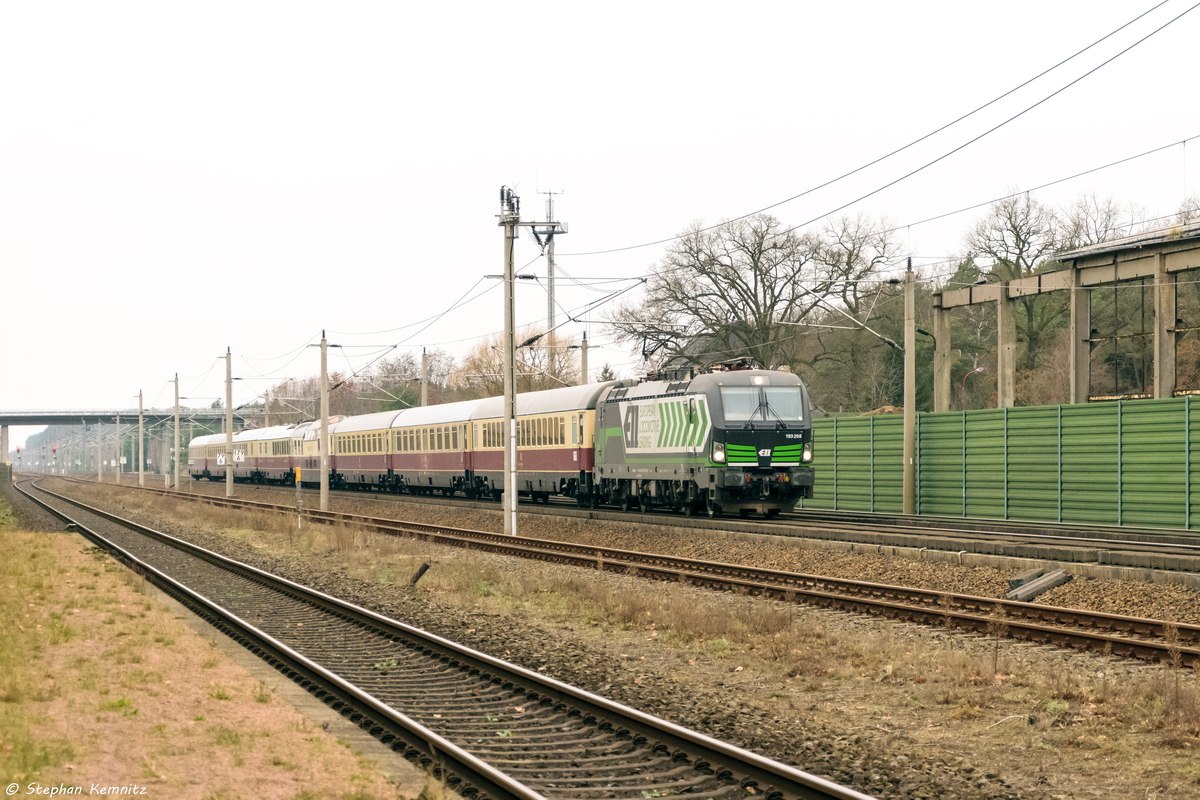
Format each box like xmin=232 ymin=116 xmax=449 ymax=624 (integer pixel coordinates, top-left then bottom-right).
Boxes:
xmin=3 ymin=0 xmax=1198 ymax=449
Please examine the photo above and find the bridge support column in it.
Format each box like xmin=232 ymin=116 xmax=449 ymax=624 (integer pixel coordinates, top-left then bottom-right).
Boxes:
xmin=996 ymin=284 xmax=1016 ymax=408
xmin=1069 ymin=271 xmax=1091 ymax=404
xmin=932 ymin=302 xmax=953 ymax=413
xmin=1 ymin=426 xmax=8 ymax=466
xmin=1155 ymin=253 xmax=1177 ymax=399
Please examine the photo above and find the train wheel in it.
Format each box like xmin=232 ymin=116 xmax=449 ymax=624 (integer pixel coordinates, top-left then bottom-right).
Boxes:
xmin=706 ymin=498 xmax=722 ymax=518
xmin=739 ymin=509 xmax=752 ymax=519
xmin=682 ymin=501 xmax=696 ymax=517
xmin=764 ymin=509 xmax=781 ymax=519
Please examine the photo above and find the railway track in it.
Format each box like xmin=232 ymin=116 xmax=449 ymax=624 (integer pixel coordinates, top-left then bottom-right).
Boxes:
xmin=17 ymin=477 xmax=873 ymax=800
xmin=54 ymin=476 xmax=1200 ymax=668
xmin=176 ymin=475 xmax=1200 ymax=567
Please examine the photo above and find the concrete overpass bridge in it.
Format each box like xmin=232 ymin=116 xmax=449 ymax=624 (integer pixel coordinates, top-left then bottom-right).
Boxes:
xmin=1 ymin=408 xmax=261 ymax=471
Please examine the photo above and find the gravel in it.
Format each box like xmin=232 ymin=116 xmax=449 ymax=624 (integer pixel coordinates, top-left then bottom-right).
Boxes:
xmin=23 ymin=478 xmax=1200 ymax=799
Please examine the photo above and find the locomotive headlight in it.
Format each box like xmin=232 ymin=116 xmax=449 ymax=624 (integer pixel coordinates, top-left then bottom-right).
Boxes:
xmin=712 ymin=441 xmax=726 ymax=462
xmin=802 ymin=443 xmax=813 ymax=463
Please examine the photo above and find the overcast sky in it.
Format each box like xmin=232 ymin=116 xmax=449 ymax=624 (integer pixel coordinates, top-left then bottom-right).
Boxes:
xmin=3 ymin=0 xmax=1198 ymax=449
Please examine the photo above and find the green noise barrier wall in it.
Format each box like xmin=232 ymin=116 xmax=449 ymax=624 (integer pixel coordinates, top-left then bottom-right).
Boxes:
xmin=801 ymin=397 xmax=1200 ymax=529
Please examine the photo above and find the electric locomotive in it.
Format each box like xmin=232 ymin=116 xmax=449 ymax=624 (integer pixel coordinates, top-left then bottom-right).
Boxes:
xmin=592 ymin=364 xmax=813 ymax=517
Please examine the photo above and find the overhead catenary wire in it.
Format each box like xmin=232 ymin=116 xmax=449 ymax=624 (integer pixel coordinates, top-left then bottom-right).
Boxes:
xmin=559 ymin=0 xmax=1184 ymax=258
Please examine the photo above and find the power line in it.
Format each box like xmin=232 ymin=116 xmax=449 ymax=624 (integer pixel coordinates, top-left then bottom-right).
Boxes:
xmin=559 ymin=0 xmax=1183 ymax=258
xmin=773 ymin=0 xmax=1200 ymax=242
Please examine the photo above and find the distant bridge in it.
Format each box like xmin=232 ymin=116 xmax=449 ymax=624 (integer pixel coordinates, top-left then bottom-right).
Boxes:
xmin=0 ymin=409 xmax=256 ymax=427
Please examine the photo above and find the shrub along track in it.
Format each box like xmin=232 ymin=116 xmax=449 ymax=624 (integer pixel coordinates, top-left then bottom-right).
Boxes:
xmin=90 ymin=478 xmax=1200 ymax=669
xmin=19 ymin=477 xmax=870 ymax=800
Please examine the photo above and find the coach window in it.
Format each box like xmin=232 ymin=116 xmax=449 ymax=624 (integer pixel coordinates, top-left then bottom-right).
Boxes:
xmin=452 ymin=426 xmax=459 ymax=450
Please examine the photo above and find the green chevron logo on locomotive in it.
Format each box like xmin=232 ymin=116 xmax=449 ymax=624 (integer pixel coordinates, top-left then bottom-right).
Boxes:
xmin=620 ymin=397 xmax=710 ymax=453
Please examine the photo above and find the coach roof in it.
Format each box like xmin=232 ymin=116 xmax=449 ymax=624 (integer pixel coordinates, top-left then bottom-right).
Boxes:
xmin=390 ymin=398 xmax=489 ymax=428
xmin=472 ymin=381 xmax=626 ymax=419
xmin=328 ymin=410 xmax=405 ymax=435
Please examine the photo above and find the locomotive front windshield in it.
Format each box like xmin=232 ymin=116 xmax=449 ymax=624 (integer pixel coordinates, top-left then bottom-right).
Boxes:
xmin=720 ymin=386 xmax=805 ymax=422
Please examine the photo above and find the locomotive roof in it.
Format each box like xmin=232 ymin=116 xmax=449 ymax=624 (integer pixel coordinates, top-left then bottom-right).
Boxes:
xmin=692 ymin=369 xmax=804 ymax=388
xmin=613 ymin=369 xmax=802 ymax=401
xmin=472 ymin=380 xmax=629 ymax=419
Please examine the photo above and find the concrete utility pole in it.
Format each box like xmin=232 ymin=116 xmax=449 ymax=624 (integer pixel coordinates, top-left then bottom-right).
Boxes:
xmin=902 ymin=260 xmax=917 ymax=516
xmin=225 ymin=348 xmax=234 ymax=498
xmin=501 ymin=189 xmax=519 ymax=537
xmin=319 ymin=332 xmax=330 ymax=512
xmin=97 ymin=421 xmax=102 ymax=482
xmin=497 ymin=186 xmax=561 ymax=537
xmin=580 ymin=331 xmax=589 ymax=386
xmin=174 ymin=374 xmax=181 ymax=491
xmin=540 ymin=191 xmax=567 ymax=332
xmin=421 ymin=349 xmax=429 ymax=407
xmin=115 ymin=415 xmax=121 ymax=483
xmin=138 ymin=390 xmax=145 ymax=487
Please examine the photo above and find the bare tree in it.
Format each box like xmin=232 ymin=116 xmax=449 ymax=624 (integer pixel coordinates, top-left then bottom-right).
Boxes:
xmin=965 ymin=193 xmax=1066 ymax=369
xmin=609 ymin=214 xmax=898 ymax=372
xmin=449 ymin=329 xmax=578 ymax=399
xmin=1176 ymin=193 xmax=1200 ymax=225
xmin=1058 ymin=192 xmax=1146 ymax=250
xmin=816 ymin=213 xmax=902 ymax=316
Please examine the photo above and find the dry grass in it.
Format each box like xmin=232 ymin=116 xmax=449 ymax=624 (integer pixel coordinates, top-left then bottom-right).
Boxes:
xmin=0 ymin=495 xmax=443 ymax=799
xmin=60 ymin=480 xmax=1200 ymax=795
xmin=76 ymin=482 xmax=1200 ymax=747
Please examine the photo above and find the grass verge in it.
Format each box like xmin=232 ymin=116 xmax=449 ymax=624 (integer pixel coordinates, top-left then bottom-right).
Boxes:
xmin=0 ymin=493 xmax=444 ymax=800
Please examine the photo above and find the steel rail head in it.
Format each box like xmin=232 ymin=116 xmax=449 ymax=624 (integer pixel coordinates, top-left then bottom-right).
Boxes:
xmin=17 ymin=479 xmax=550 ymax=800
xmin=26 ymin=478 xmax=875 ymax=800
